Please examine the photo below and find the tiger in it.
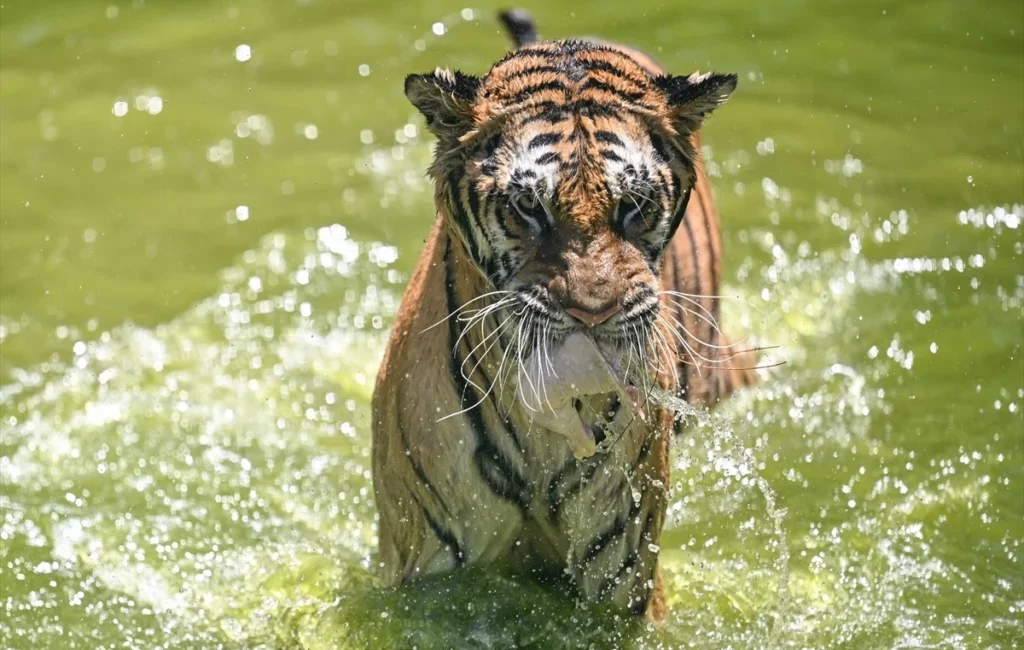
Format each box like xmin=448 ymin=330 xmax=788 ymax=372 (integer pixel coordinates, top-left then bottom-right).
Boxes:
xmin=371 ymin=9 xmax=756 ymax=619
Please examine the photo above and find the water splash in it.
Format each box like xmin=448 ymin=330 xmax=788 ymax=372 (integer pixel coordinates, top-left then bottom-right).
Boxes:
xmin=650 ymin=385 xmax=791 ymax=648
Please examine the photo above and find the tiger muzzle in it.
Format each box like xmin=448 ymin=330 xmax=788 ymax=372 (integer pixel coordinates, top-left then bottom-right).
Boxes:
xmin=563 ymin=302 xmax=622 ymax=327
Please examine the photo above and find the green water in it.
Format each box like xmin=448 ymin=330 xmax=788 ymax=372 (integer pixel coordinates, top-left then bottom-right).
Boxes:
xmin=1 ymin=1 xmax=1022 ymax=648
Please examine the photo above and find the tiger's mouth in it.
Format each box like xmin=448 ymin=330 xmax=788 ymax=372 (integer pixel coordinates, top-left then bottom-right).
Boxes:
xmin=518 ymin=332 xmax=644 ymax=459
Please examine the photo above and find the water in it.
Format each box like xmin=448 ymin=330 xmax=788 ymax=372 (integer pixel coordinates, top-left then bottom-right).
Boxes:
xmin=1 ymin=1 xmax=1022 ymax=649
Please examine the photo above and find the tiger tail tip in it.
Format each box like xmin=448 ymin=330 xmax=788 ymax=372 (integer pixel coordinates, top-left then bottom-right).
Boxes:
xmin=497 ymin=8 xmax=539 ymax=48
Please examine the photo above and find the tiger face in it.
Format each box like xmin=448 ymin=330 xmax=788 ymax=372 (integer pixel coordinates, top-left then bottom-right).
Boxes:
xmin=406 ymin=40 xmax=736 ymax=400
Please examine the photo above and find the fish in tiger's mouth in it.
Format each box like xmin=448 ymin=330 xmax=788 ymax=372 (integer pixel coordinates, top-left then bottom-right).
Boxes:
xmin=516 ymin=332 xmax=647 ymax=458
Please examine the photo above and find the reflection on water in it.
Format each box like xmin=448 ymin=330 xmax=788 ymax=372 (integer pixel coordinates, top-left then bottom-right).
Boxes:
xmin=1 ymin=1 xmax=1022 ymax=649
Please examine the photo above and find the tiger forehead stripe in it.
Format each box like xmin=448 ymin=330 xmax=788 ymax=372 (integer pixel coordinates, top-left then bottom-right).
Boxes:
xmin=484 ymin=42 xmax=669 ymax=118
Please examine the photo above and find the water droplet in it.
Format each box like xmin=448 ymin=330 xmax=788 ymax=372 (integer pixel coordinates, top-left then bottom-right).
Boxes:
xmin=145 ymin=95 xmax=163 ymax=115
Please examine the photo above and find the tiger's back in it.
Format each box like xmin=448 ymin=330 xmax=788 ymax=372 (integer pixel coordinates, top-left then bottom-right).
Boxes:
xmin=372 ymin=10 xmax=754 ymax=619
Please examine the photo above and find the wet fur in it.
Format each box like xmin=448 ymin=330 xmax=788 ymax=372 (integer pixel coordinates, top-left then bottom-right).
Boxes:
xmin=372 ymin=10 xmax=755 ymax=619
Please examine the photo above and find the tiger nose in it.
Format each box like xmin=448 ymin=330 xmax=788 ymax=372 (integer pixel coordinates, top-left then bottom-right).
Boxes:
xmin=564 ymin=303 xmax=622 ymax=327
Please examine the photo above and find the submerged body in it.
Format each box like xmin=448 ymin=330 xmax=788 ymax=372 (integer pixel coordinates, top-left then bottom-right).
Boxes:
xmin=372 ymin=11 xmax=754 ymax=618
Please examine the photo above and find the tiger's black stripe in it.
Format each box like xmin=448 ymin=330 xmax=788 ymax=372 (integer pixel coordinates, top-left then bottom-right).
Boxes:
xmin=410 ymin=490 xmax=465 ymax=566
xmin=580 ymin=491 xmax=643 ymax=565
xmin=680 ymin=201 xmax=706 ymax=365
xmin=469 ymin=181 xmax=512 ymax=254
xmin=535 ymin=151 xmax=560 ymax=165
xmin=669 ymin=245 xmax=691 ymax=401
xmin=580 ymin=78 xmax=650 ymax=105
xmin=697 ymin=183 xmax=721 ymax=350
xmin=519 ymin=101 xmax=568 ymax=126
xmin=648 ymin=132 xmax=671 ymax=164
xmin=600 ymin=149 xmax=624 ymax=163
xmin=528 ymin=132 xmax=563 ymax=149
xmin=596 ymin=549 xmax=639 ymax=598
xmin=572 ymin=98 xmax=622 ymax=119
xmin=573 ymin=58 xmax=649 ymax=87
xmin=478 ymin=131 xmax=503 ymax=176
xmin=444 ymin=241 xmax=531 ymax=510
xmin=548 ymin=457 xmax=601 ymax=523
xmin=664 ymin=172 xmax=690 ymax=244
xmin=547 ymin=457 xmax=577 ymax=522
xmin=508 ymin=80 xmax=571 ymax=106
xmin=395 ymin=393 xmax=452 ymax=518
xmin=594 ymin=130 xmax=625 ymax=147
xmin=446 ymin=168 xmax=488 ymax=274
xmin=500 ymin=64 xmax=565 ymax=80
xmin=595 ymin=510 xmax=657 ymax=600
xmin=469 ymin=346 xmax=525 ymax=453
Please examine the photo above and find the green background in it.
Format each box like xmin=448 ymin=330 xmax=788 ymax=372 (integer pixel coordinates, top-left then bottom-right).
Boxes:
xmin=1 ymin=1 xmax=1021 ymax=648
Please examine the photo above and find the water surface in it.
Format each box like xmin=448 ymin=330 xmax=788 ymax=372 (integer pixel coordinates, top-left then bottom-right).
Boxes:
xmin=1 ymin=1 xmax=1022 ymax=648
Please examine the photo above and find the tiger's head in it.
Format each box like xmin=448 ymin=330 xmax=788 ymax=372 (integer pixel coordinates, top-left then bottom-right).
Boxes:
xmin=407 ymin=40 xmax=736 ymax=400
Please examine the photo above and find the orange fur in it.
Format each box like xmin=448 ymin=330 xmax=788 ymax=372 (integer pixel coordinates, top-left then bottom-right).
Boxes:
xmin=372 ymin=11 xmax=753 ymax=618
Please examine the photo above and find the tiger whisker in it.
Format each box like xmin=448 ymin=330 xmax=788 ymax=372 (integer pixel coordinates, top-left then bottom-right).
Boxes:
xmin=494 ymin=318 xmax=521 ymax=418
xmin=538 ymin=319 xmax=561 ymax=415
xmin=622 ymin=331 xmax=636 ymax=385
xmin=721 ymin=360 xmax=786 ymax=372
xmin=460 ymin=319 xmax=513 ymax=401
xmin=457 ymin=295 xmax=515 ymax=324
xmin=659 ymin=306 xmax=750 ymax=352
xmin=421 ymin=290 xmax=513 ymax=333
xmin=542 ymin=319 xmax=557 ymax=376
xmin=516 ymin=313 xmax=542 ymax=413
xmin=457 ymin=297 xmax=516 ymax=333
xmin=535 ymin=319 xmax=558 ymax=416
xmin=452 ymin=298 xmax=512 ymax=359
xmin=656 ymin=314 xmax=703 ymax=376
xmin=525 ymin=313 xmax=545 ymax=410
xmin=438 ymin=318 xmax=514 ymax=423
xmin=664 ymin=289 xmax=766 ymax=315
xmin=657 ymin=311 xmax=749 ymax=368
xmin=655 ymin=325 xmax=681 ymax=388
xmin=643 ymin=324 xmax=674 ymax=388
xmin=659 ymin=291 xmax=726 ymax=337
xmin=459 ymin=311 xmax=515 ymax=392
xmin=702 ymin=345 xmax=781 ymax=364
xmin=655 ymin=313 xmax=770 ymax=370
xmin=671 ymin=325 xmax=722 ymax=369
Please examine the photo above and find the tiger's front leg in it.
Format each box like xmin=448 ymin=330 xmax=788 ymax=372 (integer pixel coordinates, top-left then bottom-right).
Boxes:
xmin=554 ymin=419 xmax=671 ymax=619
xmin=372 ymin=384 xmax=529 ymax=587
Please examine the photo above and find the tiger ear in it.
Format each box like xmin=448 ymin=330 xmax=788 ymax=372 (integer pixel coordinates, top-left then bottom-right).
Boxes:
xmin=655 ymin=71 xmax=737 ymax=134
xmin=405 ymin=68 xmax=481 ymax=138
